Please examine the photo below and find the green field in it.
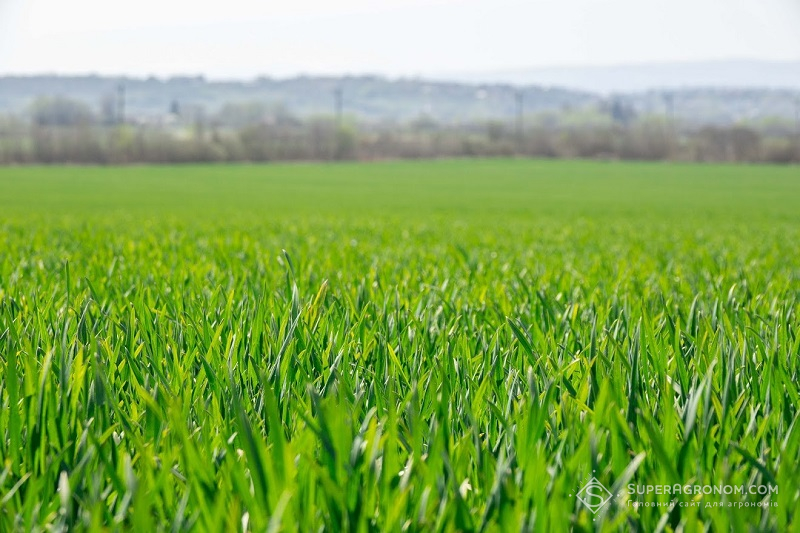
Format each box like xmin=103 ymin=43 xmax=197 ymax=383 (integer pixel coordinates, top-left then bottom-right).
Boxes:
xmin=1 ymin=160 xmax=799 ymax=531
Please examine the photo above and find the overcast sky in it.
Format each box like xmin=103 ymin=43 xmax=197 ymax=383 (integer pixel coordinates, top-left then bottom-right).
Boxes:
xmin=1 ymin=0 xmax=799 ymax=78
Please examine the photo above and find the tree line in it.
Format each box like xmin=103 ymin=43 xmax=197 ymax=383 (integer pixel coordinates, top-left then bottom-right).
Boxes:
xmin=0 ymin=96 xmax=797 ymax=165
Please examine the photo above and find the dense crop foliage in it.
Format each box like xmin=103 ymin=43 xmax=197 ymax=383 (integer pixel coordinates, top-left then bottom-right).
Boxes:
xmin=1 ymin=160 xmax=799 ymax=531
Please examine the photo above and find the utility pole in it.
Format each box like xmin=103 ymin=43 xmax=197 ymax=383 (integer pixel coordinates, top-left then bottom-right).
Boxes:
xmin=117 ymin=83 xmax=126 ymax=125
xmin=334 ymin=86 xmax=343 ymax=128
xmin=515 ymin=90 xmax=524 ymax=154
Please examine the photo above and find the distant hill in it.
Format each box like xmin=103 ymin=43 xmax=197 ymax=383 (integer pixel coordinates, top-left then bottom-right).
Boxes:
xmin=442 ymin=60 xmax=800 ymax=94
xmin=0 ymin=75 xmax=595 ymax=123
xmin=0 ymin=72 xmax=798 ymax=126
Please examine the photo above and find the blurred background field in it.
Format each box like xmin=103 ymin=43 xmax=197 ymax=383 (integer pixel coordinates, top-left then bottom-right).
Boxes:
xmin=2 ymin=159 xmax=800 ymax=217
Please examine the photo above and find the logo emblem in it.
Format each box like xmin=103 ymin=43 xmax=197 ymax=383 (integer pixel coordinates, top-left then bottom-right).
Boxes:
xmin=576 ymin=477 xmax=613 ymax=514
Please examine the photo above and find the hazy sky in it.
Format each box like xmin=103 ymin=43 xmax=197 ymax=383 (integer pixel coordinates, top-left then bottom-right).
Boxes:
xmin=1 ymin=0 xmax=798 ymax=78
